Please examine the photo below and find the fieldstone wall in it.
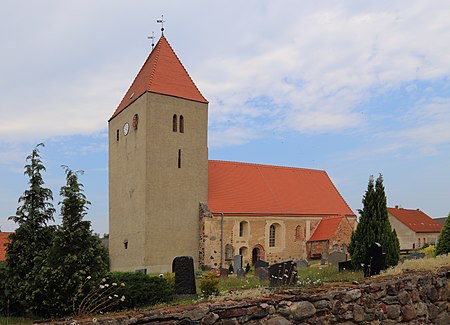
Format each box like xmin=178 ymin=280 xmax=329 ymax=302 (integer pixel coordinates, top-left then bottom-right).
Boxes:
xmin=46 ymin=267 xmax=449 ymax=325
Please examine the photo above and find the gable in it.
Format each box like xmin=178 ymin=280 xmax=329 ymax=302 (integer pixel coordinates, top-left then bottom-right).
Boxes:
xmin=308 ymin=216 xmax=343 ymax=241
xmin=208 ymin=160 xmax=355 ymax=216
xmin=387 ymin=207 xmax=442 ymax=233
xmin=110 ymin=35 xmax=207 ymax=121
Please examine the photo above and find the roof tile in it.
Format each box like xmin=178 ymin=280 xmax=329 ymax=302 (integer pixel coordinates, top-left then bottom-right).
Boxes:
xmin=308 ymin=216 xmax=343 ymax=241
xmin=110 ymin=35 xmax=207 ymax=121
xmin=0 ymin=232 xmax=13 ymax=261
xmin=208 ymin=160 xmax=354 ymax=216
xmin=388 ymin=207 xmax=442 ymax=233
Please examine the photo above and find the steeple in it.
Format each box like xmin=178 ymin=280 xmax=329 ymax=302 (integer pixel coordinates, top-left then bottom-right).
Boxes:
xmin=110 ymin=35 xmax=208 ymax=121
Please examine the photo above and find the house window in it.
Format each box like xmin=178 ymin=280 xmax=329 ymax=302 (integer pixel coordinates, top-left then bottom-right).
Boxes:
xmin=116 ymin=129 xmax=119 ymax=141
xmin=173 ymin=114 xmax=177 ymax=132
xmin=239 ymin=221 xmax=248 ymax=237
xmin=418 ymin=238 xmax=421 ymax=247
xmin=178 ymin=149 xmax=182 ymax=168
xmin=179 ymin=115 xmax=184 ymax=133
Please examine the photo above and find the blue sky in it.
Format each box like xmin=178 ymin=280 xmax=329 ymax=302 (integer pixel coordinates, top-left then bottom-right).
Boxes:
xmin=1 ymin=1 xmax=449 ymax=234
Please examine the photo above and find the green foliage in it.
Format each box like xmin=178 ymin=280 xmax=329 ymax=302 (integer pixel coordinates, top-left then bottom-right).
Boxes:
xmin=420 ymin=244 xmax=436 ymax=257
xmin=436 ymin=213 xmax=450 ymax=256
xmin=199 ymin=272 xmax=220 ymax=297
xmin=108 ymin=272 xmax=173 ymax=309
xmin=348 ymin=175 xmax=400 ymax=270
xmin=163 ymin=272 xmax=175 ymax=287
xmin=245 ymin=262 xmax=251 ymax=273
xmin=39 ymin=167 xmax=109 ymax=316
xmin=5 ymin=144 xmax=56 ymax=316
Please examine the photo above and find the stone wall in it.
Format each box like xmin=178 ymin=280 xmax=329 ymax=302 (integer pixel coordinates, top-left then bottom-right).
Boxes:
xmin=55 ymin=267 xmax=449 ymax=325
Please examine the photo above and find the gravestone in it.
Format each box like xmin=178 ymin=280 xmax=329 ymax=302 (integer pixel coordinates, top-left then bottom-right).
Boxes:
xmin=296 ymin=259 xmax=309 ymax=268
xmin=328 ymin=251 xmax=347 ymax=266
xmin=254 ymin=260 xmax=269 ymax=279
xmin=220 ymin=268 xmax=229 ymax=278
xmin=257 ymin=266 xmax=269 ymax=281
xmin=338 ymin=260 xmax=353 ymax=272
xmin=233 ymin=255 xmax=243 ymax=273
xmin=172 ymin=256 xmax=196 ymax=295
xmin=268 ymin=260 xmax=297 ymax=288
xmin=364 ymin=242 xmax=385 ymax=277
xmin=237 ymin=267 xmax=246 ymax=278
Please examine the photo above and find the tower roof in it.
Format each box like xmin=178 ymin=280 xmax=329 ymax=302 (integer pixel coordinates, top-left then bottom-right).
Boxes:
xmin=110 ymin=35 xmax=207 ymax=121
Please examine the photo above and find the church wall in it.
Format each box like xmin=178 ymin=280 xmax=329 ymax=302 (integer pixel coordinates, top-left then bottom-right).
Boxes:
xmin=109 ymin=94 xmax=148 ymax=271
xmin=202 ymin=215 xmax=327 ymax=268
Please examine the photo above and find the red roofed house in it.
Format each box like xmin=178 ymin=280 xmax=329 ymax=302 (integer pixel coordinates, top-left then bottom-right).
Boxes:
xmin=388 ymin=207 xmax=442 ymax=251
xmin=108 ymin=34 xmax=356 ymax=273
xmin=0 ymin=232 xmax=13 ymax=262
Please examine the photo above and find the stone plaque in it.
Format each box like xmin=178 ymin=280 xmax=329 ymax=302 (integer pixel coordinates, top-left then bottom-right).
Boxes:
xmin=254 ymin=260 xmax=269 ymax=269
xmin=257 ymin=266 xmax=269 ymax=281
xmin=237 ymin=267 xmax=246 ymax=278
xmin=328 ymin=251 xmax=347 ymax=266
xmin=269 ymin=260 xmax=297 ymax=287
xmin=172 ymin=256 xmax=196 ymax=295
xmin=296 ymin=259 xmax=309 ymax=268
xmin=233 ymin=255 xmax=243 ymax=273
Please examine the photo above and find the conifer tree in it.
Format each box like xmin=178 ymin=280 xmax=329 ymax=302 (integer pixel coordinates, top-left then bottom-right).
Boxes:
xmin=6 ymin=143 xmax=55 ymax=314
xmin=41 ymin=167 xmax=109 ymax=316
xmin=348 ymin=174 xmax=400 ymax=269
xmin=436 ymin=213 xmax=450 ymax=256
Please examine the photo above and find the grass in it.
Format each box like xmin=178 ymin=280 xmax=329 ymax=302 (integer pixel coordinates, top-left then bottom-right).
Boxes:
xmin=0 ymin=317 xmax=33 ymax=325
xmin=380 ymin=253 xmax=450 ymax=276
xmin=297 ymin=265 xmax=363 ymax=285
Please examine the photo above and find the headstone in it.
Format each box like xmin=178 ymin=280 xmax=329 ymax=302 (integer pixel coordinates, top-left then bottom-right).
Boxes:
xmin=268 ymin=260 xmax=297 ymax=288
xmin=233 ymin=255 xmax=243 ymax=273
xmin=254 ymin=260 xmax=269 ymax=269
xmin=172 ymin=256 xmax=196 ymax=295
xmin=219 ymin=268 xmax=229 ymax=278
xmin=328 ymin=251 xmax=347 ymax=266
xmin=338 ymin=260 xmax=353 ymax=272
xmin=320 ymin=258 xmax=327 ymax=265
xmin=364 ymin=243 xmax=385 ymax=277
xmin=257 ymin=266 xmax=269 ymax=281
xmin=296 ymin=259 xmax=309 ymax=268
xmin=237 ymin=267 xmax=246 ymax=278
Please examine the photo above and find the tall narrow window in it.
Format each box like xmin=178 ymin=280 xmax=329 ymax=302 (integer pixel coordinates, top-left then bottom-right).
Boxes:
xmin=173 ymin=114 xmax=178 ymax=132
xmin=269 ymin=224 xmax=276 ymax=247
xmin=178 ymin=149 xmax=182 ymax=168
xmin=179 ymin=115 xmax=184 ymax=133
xmin=239 ymin=221 xmax=248 ymax=237
xmin=116 ymin=129 xmax=119 ymax=141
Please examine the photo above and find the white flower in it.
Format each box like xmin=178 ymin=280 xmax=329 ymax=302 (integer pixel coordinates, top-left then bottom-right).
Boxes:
xmin=120 ymin=296 xmax=126 ymax=301
xmin=112 ymin=282 xmax=117 ymax=286
xmin=108 ymin=296 xmax=112 ymax=299
xmin=114 ymin=294 xmax=118 ymax=298
xmin=121 ymin=282 xmax=126 ymax=287
xmin=86 ymin=276 xmax=92 ymax=280
xmin=99 ymin=284 xmax=105 ymax=289
xmin=102 ymin=278 xmax=107 ymax=282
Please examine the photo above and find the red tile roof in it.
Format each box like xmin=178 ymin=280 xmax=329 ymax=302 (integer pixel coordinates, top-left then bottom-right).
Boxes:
xmin=208 ymin=160 xmax=355 ymax=216
xmin=0 ymin=232 xmax=13 ymax=261
xmin=308 ymin=216 xmax=343 ymax=241
xmin=110 ymin=35 xmax=207 ymax=121
xmin=388 ymin=207 xmax=442 ymax=233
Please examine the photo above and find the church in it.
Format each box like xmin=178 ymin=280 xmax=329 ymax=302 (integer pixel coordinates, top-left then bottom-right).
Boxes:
xmin=108 ymin=35 xmax=357 ymax=273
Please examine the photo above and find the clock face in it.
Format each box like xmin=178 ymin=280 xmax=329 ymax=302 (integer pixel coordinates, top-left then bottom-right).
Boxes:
xmin=123 ymin=122 xmax=129 ymax=136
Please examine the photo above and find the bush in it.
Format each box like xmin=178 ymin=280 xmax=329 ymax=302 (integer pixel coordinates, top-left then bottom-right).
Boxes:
xmin=420 ymin=244 xmax=436 ymax=257
xmin=163 ymin=272 xmax=175 ymax=287
xmin=199 ymin=272 xmax=219 ymax=297
xmin=108 ymin=272 xmax=173 ymax=310
xmin=245 ymin=263 xmax=251 ymax=273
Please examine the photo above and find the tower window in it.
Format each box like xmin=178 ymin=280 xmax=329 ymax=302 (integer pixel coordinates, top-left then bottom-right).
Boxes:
xmin=173 ymin=114 xmax=178 ymax=132
xmin=116 ymin=129 xmax=119 ymax=141
xmin=178 ymin=149 xmax=182 ymax=168
xmin=180 ymin=115 xmax=184 ymax=133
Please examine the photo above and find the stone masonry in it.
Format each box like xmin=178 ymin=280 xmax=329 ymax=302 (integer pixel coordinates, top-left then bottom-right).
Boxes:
xmin=45 ymin=267 xmax=449 ymax=324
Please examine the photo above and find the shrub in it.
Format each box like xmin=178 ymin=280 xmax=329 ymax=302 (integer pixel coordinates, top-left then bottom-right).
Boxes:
xmin=420 ymin=244 xmax=436 ymax=257
xmin=108 ymin=272 xmax=173 ymax=310
xmin=245 ymin=263 xmax=251 ymax=273
xmin=163 ymin=272 xmax=175 ymax=288
xmin=199 ymin=272 xmax=219 ymax=297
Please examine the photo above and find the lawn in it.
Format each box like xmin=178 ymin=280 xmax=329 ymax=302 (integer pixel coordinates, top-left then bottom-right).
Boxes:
xmin=0 ymin=317 xmax=32 ymax=325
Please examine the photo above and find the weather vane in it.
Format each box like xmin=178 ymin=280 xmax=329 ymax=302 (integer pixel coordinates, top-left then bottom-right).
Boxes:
xmin=157 ymin=15 xmax=165 ymax=35
xmin=147 ymin=31 xmax=155 ymax=49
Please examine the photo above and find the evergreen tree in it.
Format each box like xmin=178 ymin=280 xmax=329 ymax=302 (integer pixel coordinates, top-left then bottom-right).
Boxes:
xmin=348 ymin=174 xmax=400 ymax=269
xmin=436 ymin=213 xmax=450 ymax=256
xmin=6 ymin=143 xmax=55 ymax=315
xmin=41 ymin=167 xmax=109 ymax=316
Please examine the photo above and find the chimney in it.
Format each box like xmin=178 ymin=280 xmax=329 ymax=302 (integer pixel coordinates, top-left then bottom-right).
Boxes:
xmin=395 ymin=205 xmax=399 ymax=209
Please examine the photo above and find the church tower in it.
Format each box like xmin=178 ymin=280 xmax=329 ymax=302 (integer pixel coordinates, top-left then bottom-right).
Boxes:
xmin=108 ymin=35 xmax=208 ymax=273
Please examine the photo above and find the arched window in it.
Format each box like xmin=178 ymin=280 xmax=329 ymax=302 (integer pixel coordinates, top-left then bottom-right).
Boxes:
xmin=239 ymin=221 xmax=249 ymax=237
xmin=173 ymin=114 xmax=177 ymax=132
xmin=178 ymin=149 xmax=182 ymax=168
xmin=225 ymin=244 xmax=234 ymax=261
xmin=295 ymin=225 xmax=304 ymax=241
xmin=132 ymin=114 xmax=139 ymax=130
xmin=116 ymin=129 xmax=119 ymax=141
xmin=179 ymin=115 xmax=184 ymax=133
xmin=239 ymin=246 xmax=248 ymax=258
xmin=269 ymin=224 xmax=276 ymax=247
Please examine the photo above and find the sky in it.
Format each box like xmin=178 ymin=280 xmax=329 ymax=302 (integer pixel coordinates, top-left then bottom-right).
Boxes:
xmin=1 ymin=1 xmax=449 ymax=234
